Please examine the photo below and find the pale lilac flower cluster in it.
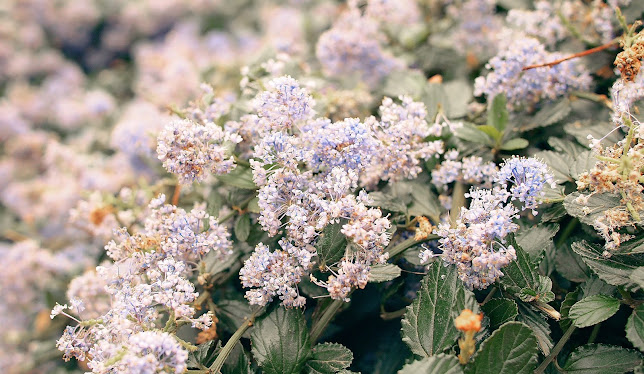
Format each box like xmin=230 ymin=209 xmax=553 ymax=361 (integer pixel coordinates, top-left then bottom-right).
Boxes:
xmin=365 ymin=0 xmax=421 ymax=25
xmin=495 ymin=156 xmax=557 ymax=214
xmin=506 ymin=1 xmax=566 ymax=47
xmin=316 ymin=3 xmax=401 ymax=85
xmin=447 ymin=0 xmax=503 ymax=57
xmin=240 ymin=77 xmax=402 ymax=307
xmin=53 ymin=194 xmax=228 ymax=371
xmin=611 ymin=67 xmax=644 ymax=124
xmin=362 ymin=96 xmax=444 ymax=188
xmin=421 ymin=157 xmax=554 ymax=289
xmin=253 ymin=75 xmax=315 ymax=130
xmin=474 ymin=37 xmax=592 ymax=109
xmin=157 ymin=118 xmax=242 ymax=184
xmin=432 ymin=151 xmax=497 ymax=191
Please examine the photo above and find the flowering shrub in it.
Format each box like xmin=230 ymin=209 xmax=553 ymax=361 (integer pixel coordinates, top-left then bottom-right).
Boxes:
xmin=4 ymin=0 xmax=644 ymax=373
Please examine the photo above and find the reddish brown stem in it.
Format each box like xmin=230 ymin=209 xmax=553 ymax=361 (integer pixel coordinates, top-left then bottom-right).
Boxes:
xmin=522 ymin=41 xmax=618 ymax=71
xmin=172 ymin=184 xmax=181 ymax=206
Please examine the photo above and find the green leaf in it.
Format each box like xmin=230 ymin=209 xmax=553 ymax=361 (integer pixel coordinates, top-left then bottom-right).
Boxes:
xmin=398 ymin=354 xmax=463 ymax=374
xmin=251 ymin=307 xmax=311 ymax=374
xmin=476 ymin=125 xmax=503 ymax=142
xmin=234 ymin=214 xmax=251 ymax=242
xmin=369 ymin=264 xmax=402 ymax=283
xmin=367 ymin=191 xmax=408 ymax=213
xmin=555 ymin=244 xmax=590 ymax=283
xmin=384 ymin=70 xmax=427 ymax=99
xmin=564 ymin=192 xmax=623 ymax=226
xmin=247 ymin=197 xmax=260 ymax=213
xmin=619 ymin=236 xmax=644 ymax=255
xmin=565 ymin=121 xmax=623 ymax=147
xmin=188 ymin=340 xmax=217 ymax=368
xmin=422 ymin=83 xmax=449 ymax=121
xmin=217 ymin=300 xmax=254 ymax=336
xmin=221 ymin=342 xmax=251 ymax=374
xmin=569 ymin=294 xmax=620 ymax=328
xmin=481 ymin=298 xmax=518 ymax=330
xmin=520 ymin=98 xmax=571 ymax=131
xmin=304 ymin=343 xmax=353 ymax=374
xmin=401 ymin=262 xmax=465 ymax=357
xmin=560 ymin=288 xmax=582 ymax=331
xmin=444 ymin=80 xmax=472 ymax=118
xmin=488 ymin=94 xmax=508 ymax=132
xmin=500 ymin=138 xmax=529 ymax=151
xmin=315 ymin=223 xmax=347 ymax=268
xmin=465 ymin=322 xmax=538 ymax=374
xmin=628 ymin=305 xmax=644 ymax=351
xmin=572 ymin=241 xmax=644 ymax=289
xmin=404 ymin=181 xmax=442 ymax=220
xmin=499 ymin=237 xmax=539 ymax=296
xmin=518 ymin=276 xmax=554 ymax=303
xmin=631 ymin=267 xmax=644 ymax=289
xmin=568 ymin=151 xmax=597 ymax=180
xmin=517 ymin=303 xmax=553 ymax=355
xmin=516 ymin=224 xmax=559 ymax=258
xmin=217 ymin=167 xmax=257 ymax=189
xmin=548 ymin=137 xmax=587 ymax=158
xmin=562 ymin=344 xmax=642 ymax=373
xmin=580 ymin=276 xmax=615 ymax=298
xmin=534 ymin=150 xmax=574 ymax=184
xmin=454 ymin=122 xmax=494 ymax=146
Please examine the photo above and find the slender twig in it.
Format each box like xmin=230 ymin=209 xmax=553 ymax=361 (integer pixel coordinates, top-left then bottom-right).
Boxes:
xmin=523 ymin=41 xmax=618 ymax=71
xmin=172 ymin=184 xmax=182 ymax=206
xmin=380 ymin=307 xmax=407 ymax=320
xmin=480 ymin=287 xmax=497 ymax=306
xmin=534 ymin=324 xmax=576 ymax=374
xmin=588 ymin=323 xmax=601 ymax=344
xmin=310 ymin=299 xmax=344 ymax=343
xmin=209 ymin=307 xmax=264 ymax=373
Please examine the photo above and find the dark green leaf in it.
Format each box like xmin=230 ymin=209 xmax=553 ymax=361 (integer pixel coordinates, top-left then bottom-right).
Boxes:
xmin=569 ymin=294 xmax=620 ymax=328
xmin=568 ymin=151 xmax=596 ymax=180
xmin=565 ymin=121 xmax=622 ymax=147
xmin=488 ymin=94 xmax=508 ymax=132
xmin=251 ymin=307 xmax=311 ymax=374
xmin=627 ymin=305 xmax=644 ymax=351
xmin=562 ymin=344 xmax=642 ymax=373
xmin=217 ymin=300 xmax=254 ymax=337
xmin=548 ymin=137 xmax=586 ymax=158
xmin=500 ymin=138 xmax=529 ymax=151
xmin=580 ymin=276 xmax=615 ymax=298
xmin=516 ymin=224 xmax=559 ymax=258
xmin=499 ymin=237 xmax=539 ymax=296
xmin=384 ymin=70 xmax=427 ymax=99
xmin=465 ymin=322 xmax=538 ymax=374
xmin=422 ymin=83 xmax=450 ymax=121
xmin=517 ymin=303 xmax=553 ymax=355
xmin=367 ymin=191 xmax=408 ymax=213
xmin=222 ymin=342 xmax=251 ymax=374
xmin=631 ymin=267 xmax=644 ymax=289
xmin=188 ymin=340 xmax=217 ymax=368
xmin=304 ymin=343 xmax=353 ymax=374
xmin=481 ymin=298 xmax=518 ymax=330
xmin=405 ymin=181 xmax=442 ymax=220
xmin=572 ymin=241 xmax=644 ymax=289
xmin=477 ymin=125 xmax=503 ymax=142
xmin=560 ymin=288 xmax=582 ymax=331
xmin=234 ymin=214 xmax=251 ymax=242
xmin=369 ymin=264 xmax=402 ymax=283
xmin=555 ymin=244 xmax=590 ymax=283
xmin=398 ymin=354 xmax=463 ymax=374
xmin=247 ymin=197 xmax=260 ymax=213
xmin=534 ymin=151 xmax=574 ymax=184
xmin=217 ymin=167 xmax=257 ymax=189
xmin=401 ymin=262 xmax=465 ymax=357
xmin=454 ymin=122 xmax=494 ymax=146
xmin=520 ymin=98 xmax=571 ymax=132
xmin=444 ymin=80 xmax=472 ymax=118
xmin=316 ymin=223 xmax=347 ymax=268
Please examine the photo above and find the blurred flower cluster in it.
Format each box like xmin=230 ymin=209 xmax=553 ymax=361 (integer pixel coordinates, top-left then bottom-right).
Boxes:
xmin=3 ymin=0 xmax=644 ymax=373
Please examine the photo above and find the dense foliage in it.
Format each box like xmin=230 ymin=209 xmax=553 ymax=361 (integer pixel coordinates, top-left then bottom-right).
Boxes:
xmin=3 ymin=0 xmax=644 ymax=373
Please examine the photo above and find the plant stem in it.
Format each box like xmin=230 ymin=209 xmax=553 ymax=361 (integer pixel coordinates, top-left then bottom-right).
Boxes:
xmin=209 ymin=307 xmax=263 ymax=373
xmin=310 ymin=299 xmax=344 ymax=343
xmin=172 ymin=184 xmax=181 ymax=206
xmin=523 ymin=41 xmax=618 ymax=71
xmin=450 ymin=182 xmax=466 ymax=227
xmin=386 ymin=235 xmax=439 ymax=258
xmin=588 ymin=323 xmax=601 ymax=344
xmin=534 ymin=324 xmax=576 ymax=374
xmin=480 ymin=287 xmax=497 ymax=306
